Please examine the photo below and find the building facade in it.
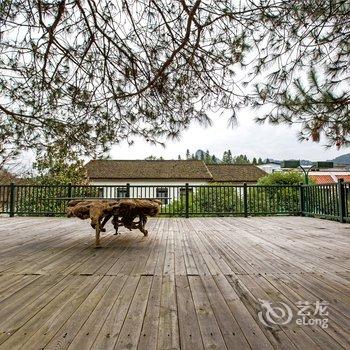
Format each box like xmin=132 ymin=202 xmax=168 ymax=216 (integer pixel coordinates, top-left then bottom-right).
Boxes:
xmin=85 ymin=160 xmax=267 ymax=202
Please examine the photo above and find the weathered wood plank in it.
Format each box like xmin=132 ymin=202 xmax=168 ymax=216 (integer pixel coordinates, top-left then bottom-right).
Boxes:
xmin=0 ymin=216 xmax=348 ymax=350
xmin=175 ymin=275 xmax=204 ymax=350
xmin=137 ymin=275 xmax=162 ymax=350
xmin=65 ymin=274 xmax=129 ymax=350
xmin=114 ymin=275 xmax=153 ymax=350
xmin=91 ymin=275 xmax=140 ymax=349
xmin=188 ymin=275 xmax=228 ymax=350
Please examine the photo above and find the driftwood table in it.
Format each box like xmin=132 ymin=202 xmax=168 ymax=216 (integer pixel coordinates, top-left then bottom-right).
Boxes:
xmin=66 ymin=198 xmax=161 ymax=247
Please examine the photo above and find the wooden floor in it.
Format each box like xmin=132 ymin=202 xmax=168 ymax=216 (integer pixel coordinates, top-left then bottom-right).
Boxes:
xmin=0 ymin=217 xmax=349 ymax=350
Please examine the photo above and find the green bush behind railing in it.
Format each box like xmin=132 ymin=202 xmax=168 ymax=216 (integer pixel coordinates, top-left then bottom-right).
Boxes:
xmin=13 ymin=185 xmax=101 ymax=216
xmin=165 ymin=185 xmax=244 ymax=216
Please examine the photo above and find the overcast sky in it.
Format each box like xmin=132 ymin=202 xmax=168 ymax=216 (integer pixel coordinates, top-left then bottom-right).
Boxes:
xmin=19 ymin=109 xmax=346 ymax=170
xmin=109 ymin=110 xmax=346 ymax=161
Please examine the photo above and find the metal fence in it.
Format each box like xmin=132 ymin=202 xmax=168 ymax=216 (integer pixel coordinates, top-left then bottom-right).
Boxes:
xmin=0 ymin=181 xmax=349 ymax=222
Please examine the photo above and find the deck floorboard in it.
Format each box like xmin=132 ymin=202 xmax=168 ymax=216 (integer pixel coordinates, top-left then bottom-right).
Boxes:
xmin=0 ymin=216 xmax=349 ymax=349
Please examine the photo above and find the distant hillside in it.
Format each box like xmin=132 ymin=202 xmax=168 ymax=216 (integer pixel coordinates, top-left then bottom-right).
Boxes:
xmin=191 ymin=150 xmax=350 ymax=166
xmin=195 ymin=149 xmax=205 ymax=159
xmin=195 ymin=149 xmax=221 ymax=163
xmin=264 ymin=158 xmax=313 ymax=166
xmin=265 ymin=154 xmax=350 ymax=166
xmin=331 ymin=153 xmax=350 ymax=165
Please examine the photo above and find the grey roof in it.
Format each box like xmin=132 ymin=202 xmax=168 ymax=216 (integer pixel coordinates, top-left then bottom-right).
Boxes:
xmin=207 ymin=164 xmax=267 ymax=182
xmin=86 ymin=160 xmax=267 ymax=183
xmin=85 ymin=160 xmax=212 ymax=180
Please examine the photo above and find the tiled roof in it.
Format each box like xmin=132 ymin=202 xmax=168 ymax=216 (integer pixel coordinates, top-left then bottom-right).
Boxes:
xmin=85 ymin=160 xmax=267 ymax=183
xmin=335 ymin=175 xmax=350 ymax=182
xmin=0 ymin=170 xmax=30 ymax=185
xmin=207 ymin=164 xmax=267 ymax=183
xmin=85 ymin=160 xmax=212 ymax=180
xmin=309 ymin=175 xmax=335 ymax=184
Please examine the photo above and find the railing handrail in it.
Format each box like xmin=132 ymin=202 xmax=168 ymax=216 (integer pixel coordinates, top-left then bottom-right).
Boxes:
xmin=0 ymin=182 xmax=348 ymax=222
xmin=56 ymin=197 xmax=173 ymax=201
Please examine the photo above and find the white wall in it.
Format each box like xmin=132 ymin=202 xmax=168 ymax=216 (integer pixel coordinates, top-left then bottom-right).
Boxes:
xmin=90 ymin=179 xmax=208 ymax=186
xmin=258 ymin=163 xmax=281 ymax=174
xmin=89 ymin=179 xmax=209 ymax=202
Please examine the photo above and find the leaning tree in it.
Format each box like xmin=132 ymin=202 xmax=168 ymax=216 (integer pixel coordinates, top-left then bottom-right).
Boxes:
xmin=1 ymin=0 xmax=350 ymax=157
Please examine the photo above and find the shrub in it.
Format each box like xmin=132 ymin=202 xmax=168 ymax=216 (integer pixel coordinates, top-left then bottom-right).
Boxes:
xmin=165 ymin=184 xmax=244 ymax=216
xmin=258 ymin=171 xmax=305 ymax=186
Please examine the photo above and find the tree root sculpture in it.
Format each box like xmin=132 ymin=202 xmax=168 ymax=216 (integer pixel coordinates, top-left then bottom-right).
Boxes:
xmin=67 ymin=199 xmax=161 ymax=247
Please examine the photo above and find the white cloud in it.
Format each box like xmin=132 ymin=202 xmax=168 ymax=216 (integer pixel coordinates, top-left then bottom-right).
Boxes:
xmin=110 ymin=111 xmax=344 ymax=161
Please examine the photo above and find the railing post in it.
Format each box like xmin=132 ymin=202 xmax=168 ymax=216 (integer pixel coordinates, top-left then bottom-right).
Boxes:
xmin=337 ymin=179 xmax=346 ymax=223
xmin=67 ymin=182 xmax=72 ymax=199
xmin=243 ymin=182 xmax=248 ymax=218
xmin=185 ymin=183 xmax=189 ymax=218
xmin=126 ymin=183 xmax=130 ymax=198
xmin=9 ymin=182 xmax=16 ymax=217
xmin=299 ymin=183 xmax=305 ymax=216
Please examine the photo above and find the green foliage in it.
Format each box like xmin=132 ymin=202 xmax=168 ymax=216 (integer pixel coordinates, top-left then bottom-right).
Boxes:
xmin=165 ymin=180 xmax=302 ymax=216
xmin=184 ymin=149 xmax=255 ymax=164
xmin=166 ymin=184 xmax=243 ymax=216
xmin=204 ymin=150 xmax=211 ymax=163
xmin=14 ymin=184 xmax=101 ymax=217
xmin=15 ymin=144 xmax=88 ymax=216
xmin=33 ymin=144 xmax=87 ymax=185
xmin=233 ymin=154 xmax=250 ymax=164
xmin=254 ymin=171 xmax=305 ymax=214
xmin=1 ymin=0 xmax=350 ymax=153
xmin=191 ymin=185 xmax=243 ymax=214
xmin=247 ymin=186 xmax=300 ymax=215
xmin=222 ymin=150 xmax=233 ymax=164
xmin=210 ymin=155 xmax=218 ymax=164
xmin=258 ymin=171 xmax=305 ymax=186
xmin=303 ymin=185 xmax=339 ymax=217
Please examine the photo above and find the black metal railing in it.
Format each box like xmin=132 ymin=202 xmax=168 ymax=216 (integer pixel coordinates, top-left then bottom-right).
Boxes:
xmin=302 ymin=183 xmax=339 ymax=220
xmin=0 ymin=181 xmax=349 ymax=222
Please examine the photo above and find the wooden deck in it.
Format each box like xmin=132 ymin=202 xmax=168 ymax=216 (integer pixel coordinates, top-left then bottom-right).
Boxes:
xmin=0 ymin=217 xmax=349 ymax=350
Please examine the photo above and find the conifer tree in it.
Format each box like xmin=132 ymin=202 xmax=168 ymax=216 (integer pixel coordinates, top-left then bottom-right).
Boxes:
xmin=204 ymin=150 xmax=211 ymax=163
xmin=2 ymin=0 xmax=349 ymax=155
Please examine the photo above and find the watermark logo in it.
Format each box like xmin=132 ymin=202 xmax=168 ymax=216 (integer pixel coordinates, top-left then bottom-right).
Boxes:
xmin=258 ymin=299 xmax=329 ymax=329
xmin=258 ymin=299 xmax=293 ymax=327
